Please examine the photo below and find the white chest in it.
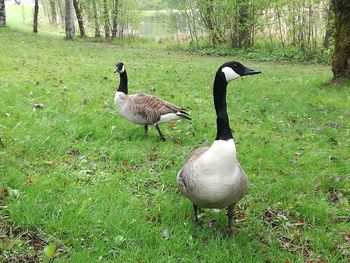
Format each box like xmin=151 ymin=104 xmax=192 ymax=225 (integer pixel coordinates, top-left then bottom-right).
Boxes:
xmin=114 ymin=92 xmax=129 ymax=114
xmin=187 ymin=139 xmax=247 ymax=208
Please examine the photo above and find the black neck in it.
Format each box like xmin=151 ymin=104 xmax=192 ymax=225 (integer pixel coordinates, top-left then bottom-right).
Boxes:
xmin=213 ymin=72 xmax=233 ymax=141
xmin=117 ymin=71 xmax=128 ymax=94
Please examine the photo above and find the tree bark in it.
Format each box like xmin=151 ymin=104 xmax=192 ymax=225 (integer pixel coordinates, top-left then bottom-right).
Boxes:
xmin=331 ymin=0 xmax=350 ymax=82
xmin=198 ymin=1 xmax=224 ymax=47
xmin=275 ymin=6 xmax=285 ymax=48
xmin=111 ymin=0 xmax=118 ymax=39
xmin=33 ymin=0 xmax=39 ymax=33
xmin=92 ymin=0 xmax=100 ymax=37
xmin=238 ymin=2 xmax=251 ymax=49
xmin=73 ymin=0 xmax=85 ymax=37
xmin=58 ymin=0 xmax=65 ymax=25
xmin=0 ymin=0 xmax=5 ymax=27
xmin=103 ymin=0 xmax=110 ymax=40
xmin=323 ymin=1 xmax=334 ymax=49
xmin=65 ymin=0 xmax=75 ymax=39
xmin=49 ymin=0 xmax=57 ymax=24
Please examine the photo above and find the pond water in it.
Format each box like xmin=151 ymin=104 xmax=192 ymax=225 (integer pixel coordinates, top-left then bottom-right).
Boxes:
xmin=137 ymin=14 xmax=172 ymax=38
xmin=136 ymin=11 xmax=190 ymax=40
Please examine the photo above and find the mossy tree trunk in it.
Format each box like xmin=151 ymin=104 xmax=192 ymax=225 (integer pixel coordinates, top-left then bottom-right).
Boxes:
xmin=92 ymin=0 xmax=100 ymax=38
xmin=323 ymin=1 xmax=334 ymax=49
xmin=331 ymin=0 xmax=350 ymax=83
xmin=0 ymin=0 xmax=6 ymax=27
xmin=111 ymin=0 xmax=118 ymax=39
xmin=73 ymin=0 xmax=85 ymax=37
xmin=49 ymin=0 xmax=57 ymax=24
xmin=33 ymin=0 xmax=39 ymax=33
xmin=103 ymin=0 xmax=110 ymax=40
xmin=65 ymin=0 xmax=75 ymax=39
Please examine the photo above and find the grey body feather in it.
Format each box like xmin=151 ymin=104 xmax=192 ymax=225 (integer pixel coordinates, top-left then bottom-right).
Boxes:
xmin=115 ymin=92 xmax=190 ymax=125
xmin=177 ymin=144 xmax=248 ymax=209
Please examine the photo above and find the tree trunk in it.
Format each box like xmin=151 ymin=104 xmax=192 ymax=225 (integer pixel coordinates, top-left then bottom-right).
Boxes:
xmin=58 ymin=0 xmax=65 ymax=25
xmin=92 ymin=0 xmax=100 ymax=37
xmin=187 ymin=0 xmax=198 ymax=46
xmin=103 ymin=0 xmax=110 ymax=40
xmin=73 ymin=0 xmax=85 ymax=37
xmin=33 ymin=0 xmax=39 ymax=33
xmin=198 ymin=2 xmax=223 ymax=47
xmin=0 ymin=0 xmax=5 ymax=27
xmin=275 ymin=7 xmax=285 ymax=48
xmin=65 ymin=0 xmax=75 ymax=39
xmin=111 ymin=0 xmax=118 ymax=39
xmin=238 ymin=2 xmax=251 ymax=49
xmin=323 ymin=1 xmax=334 ymax=49
xmin=331 ymin=0 xmax=350 ymax=83
xmin=49 ymin=0 xmax=57 ymax=25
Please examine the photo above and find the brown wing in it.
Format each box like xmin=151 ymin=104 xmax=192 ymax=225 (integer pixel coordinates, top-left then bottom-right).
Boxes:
xmin=131 ymin=103 xmax=161 ymax=124
xmin=132 ymin=93 xmax=182 ymax=115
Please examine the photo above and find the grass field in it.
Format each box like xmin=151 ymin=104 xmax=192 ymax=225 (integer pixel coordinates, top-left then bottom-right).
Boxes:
xmin=0 ymin=27 xmax=350 ymax=262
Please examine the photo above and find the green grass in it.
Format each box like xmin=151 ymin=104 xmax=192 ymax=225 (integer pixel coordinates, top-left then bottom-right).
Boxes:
xmin=0 ymin=27 xmax=350 ymax=262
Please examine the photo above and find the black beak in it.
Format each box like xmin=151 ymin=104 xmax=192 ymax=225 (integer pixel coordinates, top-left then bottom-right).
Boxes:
xmin=243 ymin=66 xmax=261 ymax=76
xmin=114 ymin=68 xmax=118 ymax=73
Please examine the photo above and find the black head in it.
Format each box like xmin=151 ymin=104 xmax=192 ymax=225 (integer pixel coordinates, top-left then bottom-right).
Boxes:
xmin=218 ymin=61 xmax=261 ymax=82
xmin=114 ymin=62 xmax=125 ymax=74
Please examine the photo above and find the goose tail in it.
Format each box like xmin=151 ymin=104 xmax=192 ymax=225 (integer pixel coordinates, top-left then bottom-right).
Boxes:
xmin=176 ymin=109 xmax=191 ymax=120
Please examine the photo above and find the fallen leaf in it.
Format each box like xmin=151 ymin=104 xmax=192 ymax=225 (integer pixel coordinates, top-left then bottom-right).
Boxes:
xmin=0 ymin=187 xmax=9 ymax=198
xmin=43 ymin=243 xmax=56 ymax=258
xmin=122 ymin=160 xmax=129 ymax=165
xmin=167 ymin=122 xmax=175 ymax=129
xmin=66 ymin=148 xmax=80 ymax=156
xmin=344 ymin=233 xmax=350 ymax=243
xmin=237 ymin=210 xmax=246 ymax=219
xmin=47 ymin=161 xmax=58 ymax=167
xmin=26 ymin=178 xmax=33 ymax=183
xmin=329 ymin=192 xmax=339 ymax=203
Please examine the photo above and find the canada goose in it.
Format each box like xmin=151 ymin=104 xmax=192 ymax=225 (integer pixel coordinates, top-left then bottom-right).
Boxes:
xmin=177 ymin=61 xmax=261 ymax=233
xmin=113 ymin=62 xmax=191 ymax=141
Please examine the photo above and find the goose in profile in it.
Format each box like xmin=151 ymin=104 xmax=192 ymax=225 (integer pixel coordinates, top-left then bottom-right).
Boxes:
xmin=177 ymin=61 xmax=261 ymax=233
xmin=113 ymin=62 xmax=191 ymax=141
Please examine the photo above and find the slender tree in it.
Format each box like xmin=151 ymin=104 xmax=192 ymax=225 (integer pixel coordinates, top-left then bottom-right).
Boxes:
xmin=92 ymin=0 xmax=100 ymax=37
xmin=198 ymin=0 xmax=224 ymax=47
xmin=331 ymin=0 xmax=350 ymax=82
xmin=58 ymin=0 xmax=65 ymax=25
xmin=0 ymin=0 xmax=6 ymax=27
xmin=0 ymin=0 xmax=5 ymax=27
xmin=111 ymin=0 xmax=119 ymax=39
xmin=103 ymin=0 xmax=110 ymax=40
xmin=323 ymin=1 xmax=334 ymax=49
xmin=65 ymin=0 xmax=75 ymax=39
xmin=33 ymin=0 xmax=39 ymax=33
xmin=238 ymin=1 xmax=251 ymax=49
xmin=49 ymin=0 xmax=57 ymax=25
xmin=73 ymin=0 xmax=85 ymax=37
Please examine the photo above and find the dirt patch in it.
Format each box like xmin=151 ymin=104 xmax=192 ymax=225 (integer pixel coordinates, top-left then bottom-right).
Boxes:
xmin=0 ymin=223 xmax=49 ymax=263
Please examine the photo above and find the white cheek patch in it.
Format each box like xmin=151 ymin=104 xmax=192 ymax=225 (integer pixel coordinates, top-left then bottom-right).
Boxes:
xmin=120 ymin=65 xmax=125 ymax=73
xmin=221 ymin=67 xmax=240 ymax=82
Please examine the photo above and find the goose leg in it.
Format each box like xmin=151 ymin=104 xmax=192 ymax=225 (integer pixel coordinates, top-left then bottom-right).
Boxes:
xmin=155 ymin=124 xmax=166 ymax=141
xmin=226 ymin=205 xmax=234 ymax=235
xmin=144 ymin=125 xmax=148 ymax=135
xmin=193 ymin=204 xmax=201 ymax=225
